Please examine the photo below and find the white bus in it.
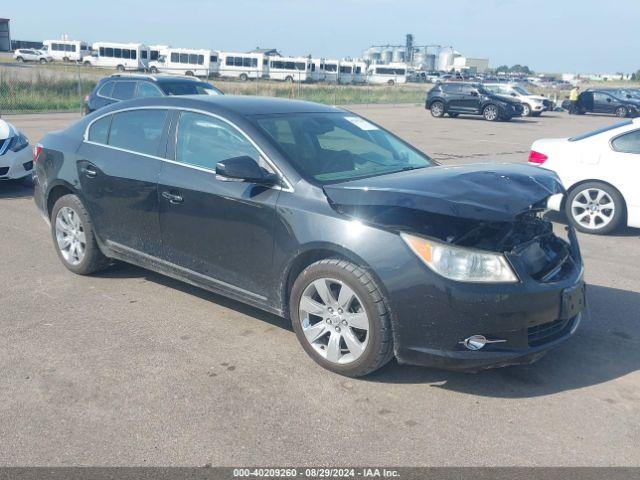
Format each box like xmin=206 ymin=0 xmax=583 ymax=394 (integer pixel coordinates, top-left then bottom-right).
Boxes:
xmin=42 ymin=39 xmax=90 ymax=62
xmin=218 ymin=52 xmax=265 ymax=80
xmin=82 ymin=42 xmax=150 ymax=71
xmin=267 ymin=56 xmax=312 ymax=82
xmin=310 ymin=59 xmax=326 ymax=82
xmin=148 ymin=48 xmax=218 ymax=77
xmin=367 ymin=63 xmax=408 ymax=85
xmin=336 ymin=60 xmax=366 ymax=84
xmin=322 ymin=59 xmax=340 ymax=83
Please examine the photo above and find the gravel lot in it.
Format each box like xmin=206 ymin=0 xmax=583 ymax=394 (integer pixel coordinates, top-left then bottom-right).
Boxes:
xmin=1 ymin=106 xmax=639 ymax=466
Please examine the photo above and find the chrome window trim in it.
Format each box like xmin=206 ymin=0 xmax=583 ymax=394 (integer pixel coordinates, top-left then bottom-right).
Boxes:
xmin=83 ymin=105 xmax=294 ymax=192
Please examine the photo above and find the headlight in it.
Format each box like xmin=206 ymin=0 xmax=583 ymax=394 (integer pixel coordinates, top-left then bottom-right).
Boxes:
xmin=401 ymin=233 xmax=519 ymax=283
xmin=8 ymin=133 xmax=29 ymax=152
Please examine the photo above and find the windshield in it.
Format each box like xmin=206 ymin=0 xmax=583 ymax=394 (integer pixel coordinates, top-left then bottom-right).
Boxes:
xmin=513 ymin=86 xmax=531 ymax=95
xmin=160 ymin=81 xmax=222 ymax=96
xmin=252 ymin=112 xmax=435 ymax=184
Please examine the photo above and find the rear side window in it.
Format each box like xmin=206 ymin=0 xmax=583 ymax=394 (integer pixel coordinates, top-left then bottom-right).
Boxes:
xmin=97 ymin=81 xmax=114 ymax=98
xmin=88 ymin=115 xmax=112 ymax=144
xmin=175 ymin=112 xmax=260 ymax=170
xmin=611 ymin=130 xmax=640 ymax=154
xmin=111 ymin=81 xmax=136 ymax=100
xmin=108 ymin=109 xmax=168 ymax=156
xmin=443 ymin=84 xmax=460 ymax=93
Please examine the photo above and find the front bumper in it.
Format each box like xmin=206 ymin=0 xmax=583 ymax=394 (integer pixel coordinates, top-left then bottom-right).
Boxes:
xmin=0 ymin=147 xmax=33 ymax=180
xmin=384 ymin=232 xmax=584 ymax=371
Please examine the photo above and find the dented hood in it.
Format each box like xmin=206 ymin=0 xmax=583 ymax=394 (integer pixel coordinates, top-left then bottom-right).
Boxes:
xmin=323 ymin=163 xmax=564 ymax=222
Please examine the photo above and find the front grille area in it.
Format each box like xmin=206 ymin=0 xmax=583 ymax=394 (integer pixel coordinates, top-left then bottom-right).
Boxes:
xmin=0 ymin=166 xmax=9 ymax=176
xmin=528 ymin=318 xmax=571 ymax=347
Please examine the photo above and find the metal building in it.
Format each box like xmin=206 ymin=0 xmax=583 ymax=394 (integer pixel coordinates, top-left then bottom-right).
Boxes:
xmin=0 ymin=18 xmax=10 ymax=52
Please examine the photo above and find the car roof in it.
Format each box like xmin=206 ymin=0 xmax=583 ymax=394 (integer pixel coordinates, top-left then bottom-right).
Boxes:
xmin=100 ymin=95 xmax=343 ymax=116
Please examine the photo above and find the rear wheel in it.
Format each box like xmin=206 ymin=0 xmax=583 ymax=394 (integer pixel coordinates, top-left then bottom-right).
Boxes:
xmin=565 ymin=182 xmax=625 ymax=235
xmin=285 ymin=76 xmax=294 ymax=83
xmin=483 ymin=104 xmax=499 ymax=121
xmin=39 ymin=58 xmax=47 ymax=64
xmin=149 ymin=66 xmax=158 ymax=74
xmin=83 ymin=61 xmax=91 ymax=67
xmin=51 ymin=194 xmax=110 ymax=275
xmin=239 ymin=73 xmax=248 ymax=81
xmin=290 ymin=258 xmax=393 ymax=377
xmin=430 ymin=101 xmax=445 ymax=118
xmin=185 ymin=70 xmax=194 ymax=76
xmin=387 ymin=79 xmax=395 ymax=86
xmin=16 ymin=56 xmax=24 ymax=63
xmin=615 ymin=106 xmax=628 ymax=118
xmin=116 ymin=64 xmax=125 ymax=72
xmin=63 ymin=57 xmax=69 ymax=62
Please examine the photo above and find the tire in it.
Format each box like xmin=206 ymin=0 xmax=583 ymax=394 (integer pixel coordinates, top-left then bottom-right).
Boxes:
xmin=239 ymin=73 xmax=248 ymax=82
xmin=290 ymin=258 xmax=394 ymax=377
xmin=430 ymin=101 xmax=445 ymax=118
xmin=16 ymin=56 xmax=24 ymax=63
xmin=149 ymin=66 xmax=158 ymax=74
xmin=522 ymin=103 xmax=532 ymax=117
xmin=483 ymin=104 xmax=500 ymax=121
xmin=448 ymin=112 xmax=459 ymax=118
xmin=116 ymin=64 xmax=125 ymax=72
xmin=51 ymin=194 xmax=110 ymax=275
xmin=285 ymin=76 xmax=294 ymax=83
xmin=185 ymin=70 xmax=194 ymax=77
xmin=565 ymin=182 xmax=625 ymax=235
xmin=615 ymin=106 xmax=628 ymax=118
xmin=39 ymin=58 xmax=47 ymax=64
xmin=387 ymin=79 xmax=395 ymax=86
xmin=83 ymin=61 xmax=91 ymax=67
xmin=63 ymin=57 xmax=69 ymax=62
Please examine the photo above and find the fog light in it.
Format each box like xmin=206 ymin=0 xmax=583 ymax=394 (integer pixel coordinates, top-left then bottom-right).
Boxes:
xmin=461 ymin=335 xmax=506 ymax=351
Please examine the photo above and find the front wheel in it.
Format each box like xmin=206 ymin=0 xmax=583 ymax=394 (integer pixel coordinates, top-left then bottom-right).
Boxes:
xmin=290 ymin=258 xmax=393 ymax=377
xmin=39 ymin=58 xmax=47 ymax=64
xmin=51 ymin=194 xmax=110 ymax=275
xmin=116 ymin=64 xmax=125 ymax=72
xmin=565 ymin=182 xmax=625 ymax=235
xmin=430 ymin=101 xmax=445 ymax=118
xmin=149 ymin=66 xmax=158 ymax=74
xmin=16 ymin=56 xmax=24 ymax=63
xmin=387 ymin=79 xmax=395 ymax=86
xmin=239 ymin=73 xmax=248 ymax=81
xmin=483 ymin=104 xmax=499 ymax=121
xmin=522 ymin=103 xmax=532 ymax=117
xmin=615 ymin=106 xmax=628 ymax=118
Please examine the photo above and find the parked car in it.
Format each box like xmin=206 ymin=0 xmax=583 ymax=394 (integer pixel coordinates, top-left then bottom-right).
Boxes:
xmin=483 ymin=83 xmax=554 ymax=117
xmin=84 ymin=74 xmax=223 ymax=114
xmin=529 ymin=119 xmax=640 ymax=234
xmin=13 ymin=49 xmax=53 ymax=64
xmin=564 ymin=89 xmax=640 ymax=118
xmin=34 ymin=96 xmax=585 ymax=376
xmin=0 ymin=119 xmax=32 ymax=182
xmin=426 ymin=82 xmax=524 ymax=121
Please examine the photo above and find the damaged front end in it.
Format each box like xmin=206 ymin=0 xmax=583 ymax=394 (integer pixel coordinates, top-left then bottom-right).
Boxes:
xmin=323 ymin=163 xmax=585 ymax=370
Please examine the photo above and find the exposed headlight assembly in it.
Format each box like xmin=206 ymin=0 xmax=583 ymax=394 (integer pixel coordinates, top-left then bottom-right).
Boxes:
xmin=9 ymin=133 xmax=29 ymax=152
xmin=401 ymin=233 xmax=519 ymax=283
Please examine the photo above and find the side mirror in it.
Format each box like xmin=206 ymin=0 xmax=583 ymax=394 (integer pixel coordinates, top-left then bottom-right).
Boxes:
xmin=216 ymin=156 xmax=278 ymax=185
xmin=470 ymin=90 xmax=479 ymax=96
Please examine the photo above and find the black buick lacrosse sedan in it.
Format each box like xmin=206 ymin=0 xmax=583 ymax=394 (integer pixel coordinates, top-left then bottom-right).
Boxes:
xmin=34 ymin=96 xmax=585 ymax=376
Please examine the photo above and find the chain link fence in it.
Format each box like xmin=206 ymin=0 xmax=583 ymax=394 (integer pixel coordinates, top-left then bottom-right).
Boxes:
xmin=0 ymin=60 xmax=427 ymax=114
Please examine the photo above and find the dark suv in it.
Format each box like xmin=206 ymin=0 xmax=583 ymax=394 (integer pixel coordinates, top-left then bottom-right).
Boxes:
xmin=565 ymin=89 xmax=640 ymax=118
xmin=84 ymin=74 xmax=223 ymax=114
xmin=426 ymin=83 xmax=524 ymax=121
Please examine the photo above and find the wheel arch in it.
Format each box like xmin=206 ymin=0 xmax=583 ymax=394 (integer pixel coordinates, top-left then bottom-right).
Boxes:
xmin=46 ymin=181 xmax=78 ymax=219
xmin=280 ymin=243 xmax=390 ymax=319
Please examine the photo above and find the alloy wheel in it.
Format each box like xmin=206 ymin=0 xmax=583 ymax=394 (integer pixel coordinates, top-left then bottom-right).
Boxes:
xmin=616 ymin=107 xmax=627 ymax=118
xmin=55 ymin=206 xmax=87 ymax=265
xmin=571 ymin=188 xmax=616 ymax=230
xmin=522 ymin=104 xmax=531 ymax=116
xmin=298 ymin=277 xmax=370 ymax=365
xmin=484 ymin=105 xmax=498 ymax=121
xmin=431 ymin=102 xmax=444 ymax=117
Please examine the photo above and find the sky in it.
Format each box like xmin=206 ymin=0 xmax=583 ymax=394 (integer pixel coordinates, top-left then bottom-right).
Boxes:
xmin=4 ymin=0 xmax=640 ymax=73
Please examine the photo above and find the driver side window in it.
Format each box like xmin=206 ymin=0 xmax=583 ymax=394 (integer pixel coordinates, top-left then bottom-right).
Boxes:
xmin=175 ymin=112 xmax=262 ymax=171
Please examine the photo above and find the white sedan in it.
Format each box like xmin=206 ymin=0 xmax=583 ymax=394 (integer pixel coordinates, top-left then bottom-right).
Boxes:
xmin=529 ymin=118 xmax=640 ymax=234
xmin=0 ymin=120 xmax=33 ymax=181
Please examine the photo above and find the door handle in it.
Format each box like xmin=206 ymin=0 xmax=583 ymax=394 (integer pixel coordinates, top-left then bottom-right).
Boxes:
xmin=81 ymin=165 xmax=97 ymax=178
xmin=162 ymin=191 xmax=183 ymax=204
